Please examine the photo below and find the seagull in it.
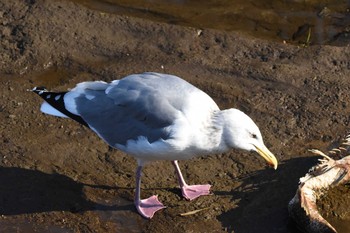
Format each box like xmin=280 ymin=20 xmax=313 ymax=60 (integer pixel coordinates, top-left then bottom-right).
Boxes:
xmin=32 ymin=72 xmax=278 ymax=219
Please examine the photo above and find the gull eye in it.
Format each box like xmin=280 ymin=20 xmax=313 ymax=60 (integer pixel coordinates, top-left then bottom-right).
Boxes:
xmin=251 ymin=133 xmax=257 ymax=139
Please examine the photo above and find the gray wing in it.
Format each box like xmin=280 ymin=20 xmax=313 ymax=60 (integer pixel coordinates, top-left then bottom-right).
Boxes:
xmin=65 ymin=73 xmax=199 ymax=146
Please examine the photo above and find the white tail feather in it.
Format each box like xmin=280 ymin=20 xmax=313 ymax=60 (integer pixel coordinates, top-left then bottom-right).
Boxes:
xmin=40 ymin=101 xmax=68 ymax=118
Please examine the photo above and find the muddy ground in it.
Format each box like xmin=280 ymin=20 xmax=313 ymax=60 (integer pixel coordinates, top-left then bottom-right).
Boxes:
xmin=1 ymin=0 xmax=350 ymax=232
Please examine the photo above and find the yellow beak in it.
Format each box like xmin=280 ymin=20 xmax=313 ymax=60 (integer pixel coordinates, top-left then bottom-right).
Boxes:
xmin=254 ymin=144 xmax=278 ymax=170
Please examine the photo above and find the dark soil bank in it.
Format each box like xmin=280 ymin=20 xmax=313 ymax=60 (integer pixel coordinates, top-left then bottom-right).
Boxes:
xmin=1 ymin=0 xmax=350 ymax=232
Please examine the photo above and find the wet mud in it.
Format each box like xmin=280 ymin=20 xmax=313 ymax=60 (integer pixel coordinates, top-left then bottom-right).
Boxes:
xmin=73 ymin=0 xmax=350 ymax=46
xmin=1 ymin=0 xmax=350 ymax=232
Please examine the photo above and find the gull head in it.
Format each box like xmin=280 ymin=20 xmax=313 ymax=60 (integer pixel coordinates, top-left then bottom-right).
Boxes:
xmin=222 ymin=109 xmax=278 ymax=170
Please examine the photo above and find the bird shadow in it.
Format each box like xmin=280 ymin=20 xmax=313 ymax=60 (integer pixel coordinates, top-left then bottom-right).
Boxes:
xmin=216 ymin=156 xmax=320 ymax=233
xmin=0 ymin=167 xmax=134 ymax=215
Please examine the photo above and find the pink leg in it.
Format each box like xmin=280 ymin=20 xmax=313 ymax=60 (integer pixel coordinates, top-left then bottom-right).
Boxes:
xmin=134 ymin=165 xmax=165 ymax=218
xmin=172 ymin=160 xmax=211 ymax=200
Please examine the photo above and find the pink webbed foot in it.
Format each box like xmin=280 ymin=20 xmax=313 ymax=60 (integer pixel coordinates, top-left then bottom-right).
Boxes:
xmin=135 ymin=195 xmax=166 ymax=219
xmin=181 ymin=184 xmax=212 ymax=201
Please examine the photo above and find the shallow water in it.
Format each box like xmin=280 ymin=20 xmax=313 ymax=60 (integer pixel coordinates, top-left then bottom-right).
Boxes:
xmin=320 ymin=184 xmax=350 ymax=233
xmin=73 ymin=0 xmax=350 ymax=45
xmin=30 ymin=67 xmax=71 ymax=88
xmin=92 ymin=196 xmax=146 ymax=232
xmin=328 ymin=218 xmax=350 ymax=233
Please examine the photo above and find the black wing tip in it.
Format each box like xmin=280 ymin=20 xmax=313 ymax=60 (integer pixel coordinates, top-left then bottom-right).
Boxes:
xmin=30 ymin=87 xmax=90 ymax=128
xmin=30 ymin=86 xmax=48 ymax=95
